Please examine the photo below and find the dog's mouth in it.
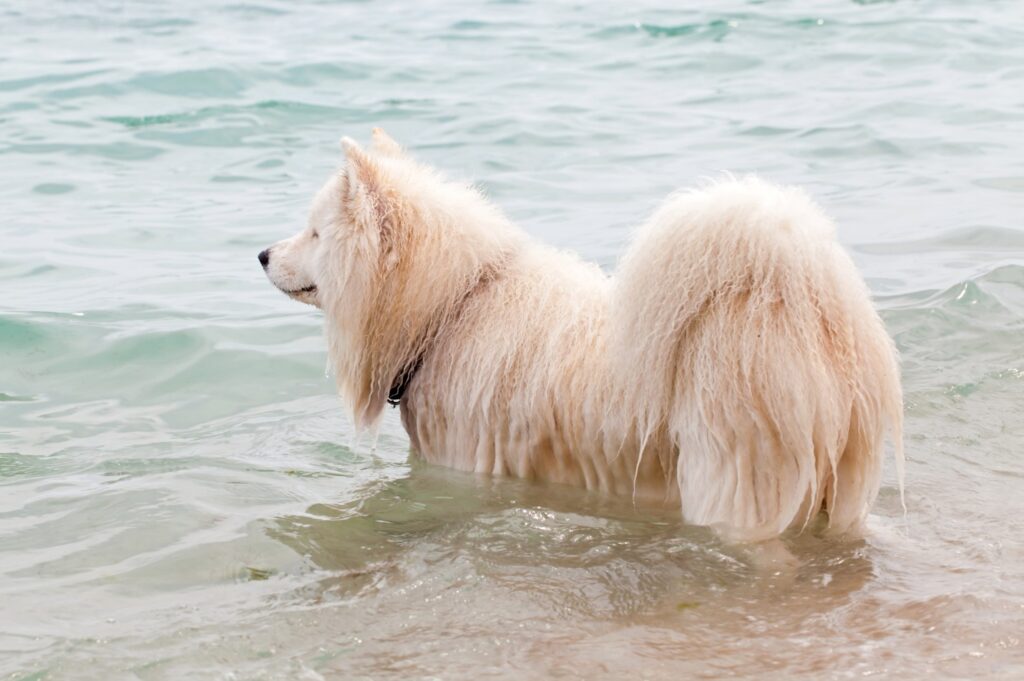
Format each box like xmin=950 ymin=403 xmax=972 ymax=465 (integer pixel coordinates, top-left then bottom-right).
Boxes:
xmin=280 ymin=283 xmax=320 ymax=308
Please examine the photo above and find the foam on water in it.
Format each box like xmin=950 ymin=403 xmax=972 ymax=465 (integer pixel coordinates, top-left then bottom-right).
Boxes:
xmin=1 ymin=1 xmax=1023 ymax=679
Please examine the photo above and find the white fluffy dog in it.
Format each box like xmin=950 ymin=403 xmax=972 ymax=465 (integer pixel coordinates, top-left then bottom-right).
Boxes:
xmin=260 ymin=129 xmax=903 ymax=542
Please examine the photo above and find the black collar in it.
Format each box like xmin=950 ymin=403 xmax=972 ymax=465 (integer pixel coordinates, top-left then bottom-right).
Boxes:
xmin=386 ymin=355 xmax=424 ymax=407
xmin=384 ymin=259 xmax=506 ymax=408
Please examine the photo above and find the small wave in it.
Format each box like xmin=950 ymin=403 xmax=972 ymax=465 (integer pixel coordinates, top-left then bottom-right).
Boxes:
xmin=0 ymin=68 xmax=112 ymax=93
xmin=0 ymin=393 xmax=37 ymax=403
xmin=31 ymin=182 xmax=74 ymax=195
xmin=592 ymin=20 xmax=736 ymax=42
xmin=222 ymin=3 xmax=290 ymax=17
xmin=104 ymin=99 xmax=354 ymax=132
xmin=50 ymin=67 xmax=250 ymax=102
xmin=881 ymin=263 xmax=1024 ymax=314
xmin=1 ymin=140 xmax=164 ymax=161
xmin=856 ymin=225 xmax=1024 ymax=255
xmin=0 ymin=314 xmax=54 ymax=348
xmin=973 ymin=176 xmax=1024 ymax=193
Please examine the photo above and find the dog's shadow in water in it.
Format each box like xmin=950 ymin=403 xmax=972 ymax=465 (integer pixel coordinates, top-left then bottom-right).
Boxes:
xmin=267 ymin=461 xmax=877 ymax=614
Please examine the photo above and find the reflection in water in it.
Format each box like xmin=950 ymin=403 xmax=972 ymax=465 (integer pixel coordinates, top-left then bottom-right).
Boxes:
xmin=259 ymin=464 xmax=896 ymax=679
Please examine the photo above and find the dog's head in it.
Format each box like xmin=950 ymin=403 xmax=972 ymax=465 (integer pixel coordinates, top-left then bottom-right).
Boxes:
xmin=258 ymin=127 xmax=407 ymax=309
xmin=258 ymin=128 xmax=521 ymax=426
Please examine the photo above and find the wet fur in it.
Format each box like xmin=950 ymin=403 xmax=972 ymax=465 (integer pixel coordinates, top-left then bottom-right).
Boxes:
xmin=260 ymin=129 xmax=904 ymax=542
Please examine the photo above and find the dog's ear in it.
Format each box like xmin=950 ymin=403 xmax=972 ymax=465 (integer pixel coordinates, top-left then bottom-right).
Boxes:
xmin=370 ymin=127 xmax=403 ymax=158
xmin=341 ymin=137 xmax=395 ymax=244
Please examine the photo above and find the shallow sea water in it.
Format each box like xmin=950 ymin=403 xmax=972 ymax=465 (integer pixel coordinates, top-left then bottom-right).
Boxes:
xmin=2 ymin=1 xmax=1024 ymax=679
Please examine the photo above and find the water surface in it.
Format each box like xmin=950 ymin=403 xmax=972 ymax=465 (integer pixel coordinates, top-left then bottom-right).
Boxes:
xmin=2 ymin=1 xmax=1024 ymax=679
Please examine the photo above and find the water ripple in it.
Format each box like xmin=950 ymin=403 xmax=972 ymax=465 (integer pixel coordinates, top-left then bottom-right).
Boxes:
xmin=2 ymin=0 xmax=1023 ymax=678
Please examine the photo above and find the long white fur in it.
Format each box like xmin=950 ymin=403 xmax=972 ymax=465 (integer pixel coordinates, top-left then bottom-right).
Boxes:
xmin=260 ymin=129 xmax=904 ymax=542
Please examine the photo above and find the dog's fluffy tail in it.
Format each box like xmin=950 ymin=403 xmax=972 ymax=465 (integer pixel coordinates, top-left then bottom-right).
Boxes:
xmin=611 ymin=177 xmax=902 ymax=541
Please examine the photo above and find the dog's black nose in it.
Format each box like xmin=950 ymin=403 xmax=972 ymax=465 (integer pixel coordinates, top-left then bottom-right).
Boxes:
xmin=258 ymin=249 xmax=270 ymax=268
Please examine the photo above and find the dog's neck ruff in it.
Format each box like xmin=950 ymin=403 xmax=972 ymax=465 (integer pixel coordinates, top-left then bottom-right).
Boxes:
xmin=383 ymin=258 xmax=508 ymax=408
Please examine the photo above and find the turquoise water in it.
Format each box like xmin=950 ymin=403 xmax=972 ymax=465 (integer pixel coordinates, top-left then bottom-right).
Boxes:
xmin=2 ymin=0 xmax=1024 ymax=678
